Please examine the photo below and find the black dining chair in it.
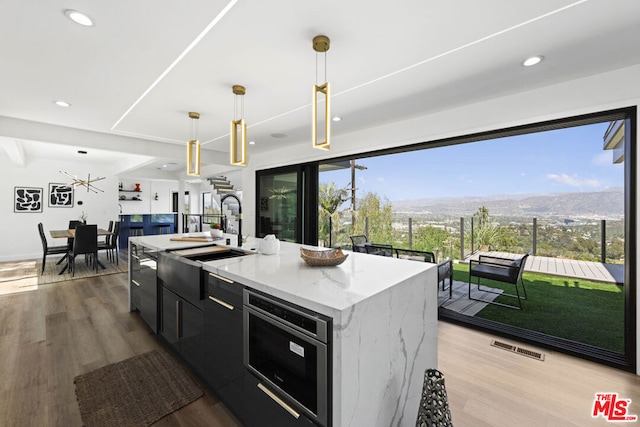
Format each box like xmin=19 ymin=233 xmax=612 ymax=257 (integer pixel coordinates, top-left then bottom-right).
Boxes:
xmin=99 ymin=221 xmax=120 ymax=264
xmin=100 ymin=220 xmax=114 ymax=245
xmin=38 ymin=222 xmax=68 ymax=274
xmin=67 ymin=224 xmax=98 ymax=277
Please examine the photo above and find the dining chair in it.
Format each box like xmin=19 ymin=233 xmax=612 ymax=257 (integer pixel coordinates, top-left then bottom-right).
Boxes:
xmin=100 ymin=220 xmax=114 ymax=244
xmin=37 ymin=222 xmax=68 ymax=274
xmin=99 ymin=221 xmax=120 ymax=264
xmin=68 ymin=224 xmax=98 ymax=277
xmin=56 ymin=220 xmax=82 ymax=268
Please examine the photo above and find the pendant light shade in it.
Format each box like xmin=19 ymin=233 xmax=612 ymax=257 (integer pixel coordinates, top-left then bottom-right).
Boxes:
xmin=187 ymin=111 xmax=201 ymax=176
xmin=312 ymin=35 xmax=330 ymax=150
xmin=230 ymin=85 xmax=247 ymax=166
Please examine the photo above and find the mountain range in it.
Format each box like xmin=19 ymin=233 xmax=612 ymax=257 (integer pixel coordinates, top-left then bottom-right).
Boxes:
xmin=391 ymin=188 xmax=624 ymax=219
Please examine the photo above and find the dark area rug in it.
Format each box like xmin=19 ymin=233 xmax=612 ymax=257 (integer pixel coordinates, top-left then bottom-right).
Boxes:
xmin=74 ymin=349 xmax=203 ymax=427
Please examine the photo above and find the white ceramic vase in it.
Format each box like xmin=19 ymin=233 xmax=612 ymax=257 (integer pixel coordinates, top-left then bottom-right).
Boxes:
xmin=211 ymin=229 xmax=224 ymax=239
xmin=259 ymin=234 xmax=280 ymax=255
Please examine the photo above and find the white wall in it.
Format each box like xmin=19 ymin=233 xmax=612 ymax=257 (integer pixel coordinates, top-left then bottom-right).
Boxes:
xmin=0 ymin=157 xmax=119 ymax=261
xmin=240 ymin=64 xmax=640 ymax=373
xmin=118 ymin=178 xmax=177 ymax=215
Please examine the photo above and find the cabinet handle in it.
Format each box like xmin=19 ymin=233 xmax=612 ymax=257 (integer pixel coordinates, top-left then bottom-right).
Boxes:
xmin=208 ymin=296 xmax=234 ymax=310
xmin=132 ymin=280 xmax=141 ymax=287
xmin=176 ymin=300 xmax=181 ymax=339
xmin=209 ymin=272 xmax=234 ymax=284
xmin=257 ymin=383 xmax=300 ymax=419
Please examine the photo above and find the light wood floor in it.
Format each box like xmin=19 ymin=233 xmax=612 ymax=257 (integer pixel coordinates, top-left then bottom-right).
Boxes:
xmin=1 ymin=271 xmax=638 ymax=426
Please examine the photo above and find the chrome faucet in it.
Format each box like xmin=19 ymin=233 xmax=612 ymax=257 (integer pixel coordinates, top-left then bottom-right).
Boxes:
xmin=221 ymin=194 xmax=242 ymax=247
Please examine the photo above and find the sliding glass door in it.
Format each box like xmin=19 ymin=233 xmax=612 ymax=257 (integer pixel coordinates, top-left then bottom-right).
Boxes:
xmin=255 ymin=164 xmax=318 ymax=244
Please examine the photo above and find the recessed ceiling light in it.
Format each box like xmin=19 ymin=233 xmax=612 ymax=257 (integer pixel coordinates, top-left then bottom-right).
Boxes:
xmin=162 ymin=164 xmax=168 ymax=168
xmin=249 ymin=141 xmax=256 ymax=145
xmin=332 ymin=116 xmax=342 ymax=122
xmin=64 ymin=9 xmax=94 ymax=27
xmin=54 ymin=100 xmax=71 ymax=107
xmin=523 ymin=55 xmax=544 ymax=67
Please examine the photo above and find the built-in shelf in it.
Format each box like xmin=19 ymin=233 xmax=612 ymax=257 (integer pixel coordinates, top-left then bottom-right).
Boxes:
xmin=119 ymin=190 xmax=142 ymax=193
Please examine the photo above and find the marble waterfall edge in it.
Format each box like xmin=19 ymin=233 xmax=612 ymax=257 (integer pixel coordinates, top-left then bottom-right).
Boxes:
xmin=332 ymin=267 xmax=438 ymax=427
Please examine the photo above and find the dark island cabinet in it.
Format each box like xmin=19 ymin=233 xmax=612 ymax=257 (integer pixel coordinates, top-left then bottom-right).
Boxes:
xmin=242 ymin=373 xmax=317 ymax=427
xmin=204 ymin=272 xmax=245 ymax=419
xmin=130 ymin=245 xmax=158 ymax=332
xmin=160 ymin=286 xmax=204 ymax=375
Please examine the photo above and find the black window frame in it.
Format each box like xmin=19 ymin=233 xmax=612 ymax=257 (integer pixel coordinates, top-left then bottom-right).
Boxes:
xmin=255 ymin=106 xmax=637 ymax=371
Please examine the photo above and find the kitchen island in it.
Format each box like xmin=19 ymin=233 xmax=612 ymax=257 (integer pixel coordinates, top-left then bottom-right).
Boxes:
xmin=128 ymin=233 xmax=438 ymax=427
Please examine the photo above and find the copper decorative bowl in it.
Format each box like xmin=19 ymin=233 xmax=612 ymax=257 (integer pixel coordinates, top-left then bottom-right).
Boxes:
xmin=300 ymin=247 xmax=348 ymax=266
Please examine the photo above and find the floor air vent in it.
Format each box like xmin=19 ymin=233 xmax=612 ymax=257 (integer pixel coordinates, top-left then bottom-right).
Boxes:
xmin=490 ymin=340 xmax=545 ymax=361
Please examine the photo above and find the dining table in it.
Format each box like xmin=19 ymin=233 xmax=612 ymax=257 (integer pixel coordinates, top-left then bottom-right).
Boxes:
xmin=49 ymin=228 xmax=114 ymax=274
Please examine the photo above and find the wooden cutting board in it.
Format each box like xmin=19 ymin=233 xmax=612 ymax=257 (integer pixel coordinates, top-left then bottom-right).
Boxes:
xmin=169 ymin=237 xmax=214 ymax=242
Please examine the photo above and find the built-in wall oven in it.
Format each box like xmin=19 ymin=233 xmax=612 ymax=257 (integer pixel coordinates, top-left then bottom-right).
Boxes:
xmin=244 ymin=289 xmax=331 ymax=427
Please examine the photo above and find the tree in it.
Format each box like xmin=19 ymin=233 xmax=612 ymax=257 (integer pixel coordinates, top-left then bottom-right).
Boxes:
xmin=413 ymin=225 xmax=451 ymax=254
xmin=353 ymin=192 xmax=394 ymax=244
xmin=318 ymin=182 xmax=349 ymax=246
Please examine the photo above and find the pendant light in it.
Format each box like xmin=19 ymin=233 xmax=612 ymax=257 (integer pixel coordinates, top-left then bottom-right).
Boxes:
xmin=230 ymin=85 xmax=247 ymax=166
xmin=187 ymin=111 xmax=201 ymax=176
xmin=312 ymin=35 xmax=330 ymax=150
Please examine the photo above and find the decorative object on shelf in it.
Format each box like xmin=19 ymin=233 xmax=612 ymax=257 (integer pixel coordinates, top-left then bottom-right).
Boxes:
xmin=59 ymin=170 xmax=105 ymax=193
xmin=48 ymin=183 xmax=74 ymax=208
xmin=187 ymin=111 xmax=201 ymax=176
xmin=135 ymin=183 xmax=141 ymax=192
xmin=120 ymin=195 xmax=126 ymax=200
xmin=312 ymin=35 xmax=331 ymax=150
xmin=118 ymin=182 xmax=123 ymax=190
xmin=230 ymin=85 xmax=247 ymax=166
xmin=14 ymin=186 xmax=43 ymax=213
xmin=210 ymin=223 xmax=223 ymax=239
xmin=300 ymin=247 xmax=348 ymax=266
xmin=132 ymin=195 xmax=142 ymax=201
xmin=259 ymin=234 xmax=280 ymax=255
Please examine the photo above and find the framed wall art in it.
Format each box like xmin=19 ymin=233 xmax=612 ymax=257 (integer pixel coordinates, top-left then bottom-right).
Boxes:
xmin=48 ymin=183 xmax=74 ymax=207
xmin=14 ymin=187 xmax=43 ymax=213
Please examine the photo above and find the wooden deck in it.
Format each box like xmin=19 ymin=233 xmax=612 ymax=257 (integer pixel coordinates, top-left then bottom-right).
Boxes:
xmin=466 ymin=251 xmax=624 ymax=285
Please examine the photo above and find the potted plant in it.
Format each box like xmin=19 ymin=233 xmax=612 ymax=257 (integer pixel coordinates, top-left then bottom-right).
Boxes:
xmin=210 ymin=223 xmax=223 ymax=239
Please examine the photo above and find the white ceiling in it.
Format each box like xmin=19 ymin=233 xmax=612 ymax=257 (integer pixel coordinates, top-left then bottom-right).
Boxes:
xmin=1 ymin=0 xmax=640 ymax=182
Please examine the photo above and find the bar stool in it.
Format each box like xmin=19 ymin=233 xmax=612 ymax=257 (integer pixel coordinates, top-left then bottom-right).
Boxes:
xmin=130 ymin=225 xmax=144 ymax=236
xmin=157 ymin=224 xmax=171 ymax=234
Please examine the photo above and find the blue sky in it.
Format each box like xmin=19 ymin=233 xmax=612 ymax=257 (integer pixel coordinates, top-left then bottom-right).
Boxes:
xmin=320 ymin=122 xmax=624 ymax=201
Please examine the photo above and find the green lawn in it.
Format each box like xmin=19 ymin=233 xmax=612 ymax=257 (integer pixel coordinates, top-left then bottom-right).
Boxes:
xmin=451 ymin=263 xmax=625 ymax=352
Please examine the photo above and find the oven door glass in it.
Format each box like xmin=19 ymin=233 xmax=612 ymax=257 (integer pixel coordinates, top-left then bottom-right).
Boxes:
xmin=247 ymin=308 xmax=324 ymax=415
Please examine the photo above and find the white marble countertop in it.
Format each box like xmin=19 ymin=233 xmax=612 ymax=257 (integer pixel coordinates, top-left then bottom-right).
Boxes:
xmin=202 ymin=238 xmax=434 ymax=316
xmin=129 ymin=233 xmax=434 ymax=316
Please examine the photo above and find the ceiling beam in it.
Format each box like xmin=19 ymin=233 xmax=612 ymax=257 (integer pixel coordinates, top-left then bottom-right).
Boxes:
xmin=1 ymin=137 xmax=26 ymax=167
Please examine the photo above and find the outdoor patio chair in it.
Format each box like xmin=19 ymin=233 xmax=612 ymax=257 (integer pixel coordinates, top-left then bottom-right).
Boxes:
xmin=468 ymin=250 xmax=531 ymax=310
xmin=394 ymin=248 xmax=435 ymax=262
xmin=365 ymin=243 xmax=394 ymax=257
xmin=438 ymin=258 xmax=453 ymax=301
xmin=349 ymin=235 xmax=369 ymax=252
xmin=395 ymin=249 xmax=453 ymax=300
